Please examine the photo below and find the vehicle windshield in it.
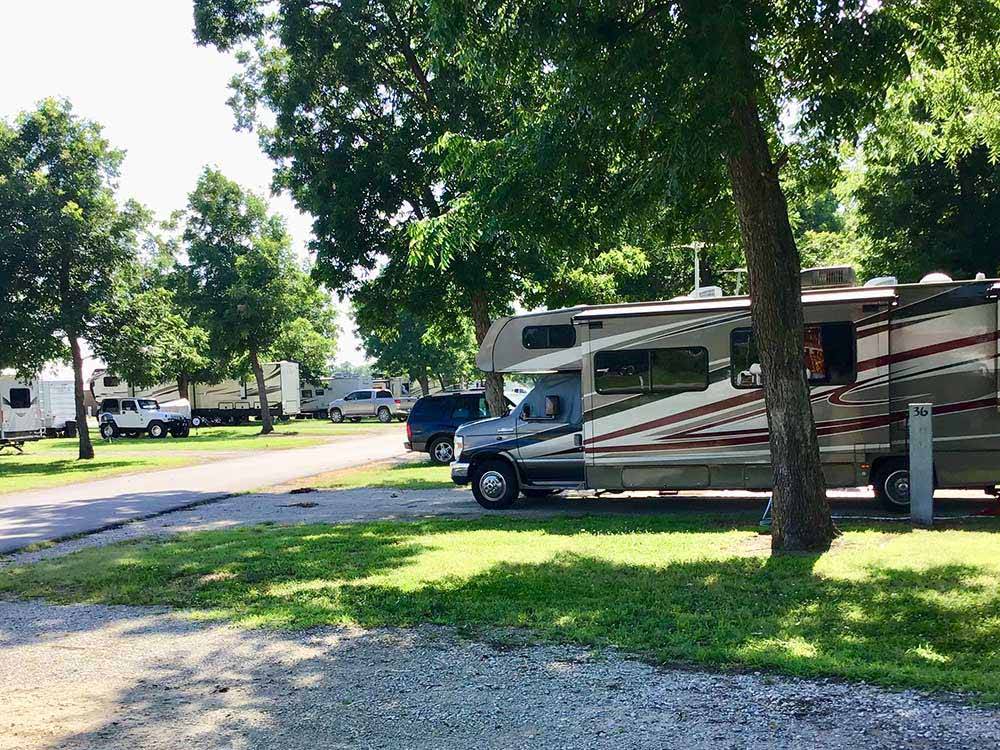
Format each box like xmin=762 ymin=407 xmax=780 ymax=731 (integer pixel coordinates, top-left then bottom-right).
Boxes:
xmin=138 ymin=399 xmax=159 ymax=410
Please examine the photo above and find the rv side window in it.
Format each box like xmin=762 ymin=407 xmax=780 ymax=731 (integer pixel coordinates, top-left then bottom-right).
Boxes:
xmin=301 ymin=390 xmax=313 ymax=398
xmin=731 ymin=322 xmax=856 ymax=389
xmin=103 ymin=376 xmax=120 ymax=387
xmin=523 ymin=325 xmax=577 ymax=349
xmin=314 ymin=389 xmax=324 ymax=396
xmin=650 ymin=348 xmax=709 ymax=392
xmin=8 ymin=387 xmax=31 ymax=409
xmin=595 ymin=348 xmax=708 ymax=394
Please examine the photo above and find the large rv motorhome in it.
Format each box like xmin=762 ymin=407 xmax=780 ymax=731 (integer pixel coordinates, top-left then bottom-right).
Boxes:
xmin=90 ymin=361 xmax=301 ymax=426
xmin=451 ymin=270 xmax=1000 ymax=512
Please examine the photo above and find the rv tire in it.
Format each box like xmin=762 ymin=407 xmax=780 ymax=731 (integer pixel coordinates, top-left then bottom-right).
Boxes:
xmin=872 ymin=460 xmax=910 ymax=513
xmin=471 ymin=459 xmax=519 ymax=510
xmin=147 ymin=421 xmax=167 ymax=439
xmin=330 ymin=408 xmax=344 ymax=423
xmin=191 ymin=416 xmax=203 ymax=428
xmin=377 ymin=406 xmax=392 ymax=423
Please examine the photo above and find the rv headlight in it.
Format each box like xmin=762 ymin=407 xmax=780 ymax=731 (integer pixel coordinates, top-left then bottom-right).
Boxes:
xmin=453 ymin=434 xmax=464 ymax=460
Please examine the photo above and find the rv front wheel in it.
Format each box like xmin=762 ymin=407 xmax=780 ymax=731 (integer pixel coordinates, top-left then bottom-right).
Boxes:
xmin=471 ymin=459 xmax=519 ymax=510
xmin=873 ymin=460 xmax=910 ymax=513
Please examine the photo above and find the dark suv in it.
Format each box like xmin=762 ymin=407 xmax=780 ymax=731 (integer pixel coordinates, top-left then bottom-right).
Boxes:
xmin=405 ymin=391 xmax=509 ymax=464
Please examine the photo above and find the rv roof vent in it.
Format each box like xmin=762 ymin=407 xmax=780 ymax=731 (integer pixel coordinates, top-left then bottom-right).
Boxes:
xmin=920 ymin=272 xmax=953 ymax=284
xmin=690 ymin=285 xmax=724 ymax=299
xmin=863 ymin=276 xmax=897 ymax=287
xmin=801 ymin=265 xmax=857 ymax=289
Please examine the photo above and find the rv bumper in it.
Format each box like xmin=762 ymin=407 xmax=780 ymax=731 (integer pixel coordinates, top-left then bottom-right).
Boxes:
xmin=451 ymin=461 xmax=471 ymax=485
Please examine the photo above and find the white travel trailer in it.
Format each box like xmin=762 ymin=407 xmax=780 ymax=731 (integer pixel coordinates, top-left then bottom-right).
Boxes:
xmin=451 ymin=269 xmax=1000 ymax=512
xmin=1 ymin=376 xmax=44 ymax=448
xmin=300 ymin=375 xmax=372 ymax=417
xmin=90 ymin=361 xmax=302 ymax=426
xmin=39 ymin=380 xmax=78 ymax=437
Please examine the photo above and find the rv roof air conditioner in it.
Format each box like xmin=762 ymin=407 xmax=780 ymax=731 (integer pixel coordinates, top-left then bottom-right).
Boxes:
xmin=690 ymin=286 xmax=724 ymax=299
xmin=920 ymin=272 xmax=953 ymax=284
xmin=863 ymin=276 xmax=897 ymax=287
xmin=800 ymin=265 xmax=857 ymax=290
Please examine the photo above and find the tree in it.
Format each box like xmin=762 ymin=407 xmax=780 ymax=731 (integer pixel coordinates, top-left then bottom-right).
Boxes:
xmin=0 ymin=99 xmax=145 ymax=459
xmin=193 ymin=0 xmax=576 ymax=417
xmin=182 ymin=167 xmax=333 ymax=433
xmin=426 ymin=0 xmax=1000 ymax=552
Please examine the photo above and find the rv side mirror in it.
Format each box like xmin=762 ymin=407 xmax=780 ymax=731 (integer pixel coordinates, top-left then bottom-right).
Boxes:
xmin=544 ymin=395 xmax=560 ymax=418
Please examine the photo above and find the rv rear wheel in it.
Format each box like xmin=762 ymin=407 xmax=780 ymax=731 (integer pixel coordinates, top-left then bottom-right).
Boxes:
xmin=330 ymin=408 xmax=344 ymax=423
xmin=100 ymin=422 xmax=118 ymax=439
xmin=377 ymin=406 xmax=392 ymax=423
xmin=147 ymin=421 xmax=167 ymax=439
xmin=471 ymin=459 xmax=519 ymax=510
xmin=873 ymin=460 xmax=910 ymax=513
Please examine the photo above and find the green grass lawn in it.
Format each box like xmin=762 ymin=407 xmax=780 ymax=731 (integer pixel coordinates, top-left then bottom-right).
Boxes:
xmin=0 ymin=452 xmax=199 ymax=494
xmin=3 ymin=515 xmax=998 ymax=700
xmin=0 ymin=420 xmax=403 ymax=494
xmin=320 ymin=460 xmax=453 ymax=490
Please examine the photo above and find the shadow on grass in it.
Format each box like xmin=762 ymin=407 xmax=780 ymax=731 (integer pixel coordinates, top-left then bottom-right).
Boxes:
xmin=3 ymin=516 xmax=998 ymax=697
xmin=0 ymin=458 xmax=140 ymax=479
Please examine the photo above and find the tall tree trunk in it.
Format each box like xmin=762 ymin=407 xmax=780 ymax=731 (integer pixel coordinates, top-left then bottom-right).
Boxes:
xmin=470 ymin=292 xmax=506 ymax=416
xmin=177 ymin=374 xmax=190 ymax=402
xmin=416 ymin=370 xmax=430 ymax=398
xmin=249 ymin=347 xmax=274 ymax=434
xmin=727 ymin=96 xmax=837 ymax=553
xmin=69 ymin=334 xmax=94 ymax=460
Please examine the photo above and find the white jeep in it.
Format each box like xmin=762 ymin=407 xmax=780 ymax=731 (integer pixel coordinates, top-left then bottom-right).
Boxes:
xmin=98 ymin=397 xmax=190 ymax=439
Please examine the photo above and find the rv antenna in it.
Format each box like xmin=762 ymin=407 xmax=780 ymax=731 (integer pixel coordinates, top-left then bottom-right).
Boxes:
xmin=677 ymin=241 xmax=706 ymax=293
xmin=722 ymin=268 xmax=748 ymax=295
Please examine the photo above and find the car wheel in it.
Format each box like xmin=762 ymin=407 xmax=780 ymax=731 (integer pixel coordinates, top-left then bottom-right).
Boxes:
xmin=147 ymin=421 xmax=167 ymax=439
xmin=100 ymin=422 xmax=118 ymax=439
xmin=873 ymin=459 xmax=910 ymax=513
xmin=521 ymin=488 xmax=558 ymax=499
xmin=172 ymin=424 xmax=190 ymax=438
xmin=429 ymin=437 xmax=455 ymax=465
xmin=397 ymin=415 xmax=406 ymax=422
xmin=330 ymin=408 xmax=344 ymax=423
xmin=377 ymin=406 xmax=392 ymax=423
xmin=471 ymin=459 xmax=519 ymax=510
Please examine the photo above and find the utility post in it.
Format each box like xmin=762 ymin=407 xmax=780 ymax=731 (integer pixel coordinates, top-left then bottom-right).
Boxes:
xmin=909 ymin=403 xmax=934 ymax=526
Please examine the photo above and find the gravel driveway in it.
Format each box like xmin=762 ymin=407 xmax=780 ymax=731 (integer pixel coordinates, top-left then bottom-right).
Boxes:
xmin=2 ymin=599 xmax=998 ymax=750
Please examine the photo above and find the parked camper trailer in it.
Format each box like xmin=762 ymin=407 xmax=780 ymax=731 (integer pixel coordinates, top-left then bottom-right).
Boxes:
xmin=1 ymin=377 xmax=44 ymax=448
xmin=89 ymin=361 xmax=301 ymax=426
xmin=300 ymin=375 xmax=372 ymax=417
xmin=452 ymin=272 xmax=1000 ymax=512
xmin=39 ymin=380 xmax=77 ymax=437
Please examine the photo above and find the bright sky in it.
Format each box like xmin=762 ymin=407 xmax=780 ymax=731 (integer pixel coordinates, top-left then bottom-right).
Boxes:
xmin=0 ymin=0 xmax=366 ymax=378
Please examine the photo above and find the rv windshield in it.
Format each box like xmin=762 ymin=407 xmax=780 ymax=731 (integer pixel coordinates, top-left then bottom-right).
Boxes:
xmin=138 ymin=399 xmax=159 ymax=410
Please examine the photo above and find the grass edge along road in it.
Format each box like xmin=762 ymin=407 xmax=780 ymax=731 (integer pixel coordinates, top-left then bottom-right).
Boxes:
xmin=0 ymin=421 xmax=403 ymax=495
xmin=2 ymin=515 xmax=998 ymax=701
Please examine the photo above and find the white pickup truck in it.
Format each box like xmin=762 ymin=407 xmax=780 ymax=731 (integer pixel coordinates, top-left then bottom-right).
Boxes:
xmin=98 ymin=397 xmax=191 ymax=439
xmin=327 ymin=388 xmax=407 ymax=423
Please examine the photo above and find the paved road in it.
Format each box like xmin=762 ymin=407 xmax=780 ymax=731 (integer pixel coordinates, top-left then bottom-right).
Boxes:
xmin=0 ymin=431 xmax=406 ymax=553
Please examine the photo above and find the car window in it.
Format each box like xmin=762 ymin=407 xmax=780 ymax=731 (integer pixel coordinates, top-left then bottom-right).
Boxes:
xmin=138 ymin=399 xmax=159 ymax=410
xmin=356 ymin=391 xmax=372 ymax=400
xmin=122 ymin=400 xmax=138 ymax=412
xmin=344 ymin=392 xmax=357 ymax=401
xmin=102 ymin=399 xmax=120 ymax=414
xmin=7 ymin=387 xmax=31 ymax=409
xmin=377 ymin=390 xmax=392 ymax=398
